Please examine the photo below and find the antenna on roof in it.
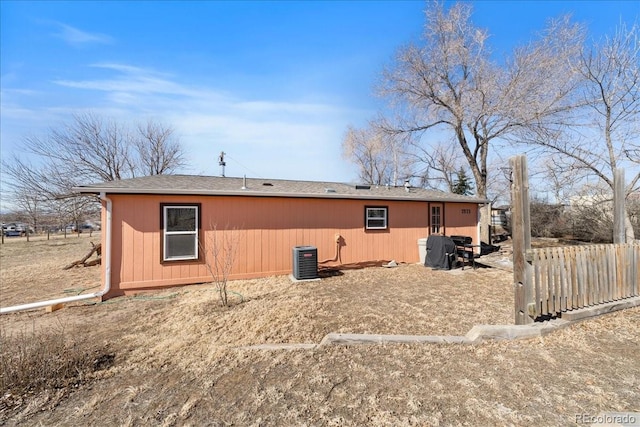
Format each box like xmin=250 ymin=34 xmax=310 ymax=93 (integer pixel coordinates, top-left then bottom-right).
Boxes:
xmin=218 ymin=151 xmax=226 ymax=177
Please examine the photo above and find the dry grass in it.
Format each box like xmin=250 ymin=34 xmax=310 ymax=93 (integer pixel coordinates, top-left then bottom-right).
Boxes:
xmin=0 ymin=233 xmax=102 ymax=307
xmin=0 ymin=324 xmax=114 ymax=410
xmin=1 ymin=235 xmax=639 ymax=426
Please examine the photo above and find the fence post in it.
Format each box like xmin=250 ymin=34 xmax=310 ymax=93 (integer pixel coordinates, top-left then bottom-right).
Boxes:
xmin=613 ymin=168 xmax=626 ymax=244
xmin=511 ymin=155 xmax=534 ymax=324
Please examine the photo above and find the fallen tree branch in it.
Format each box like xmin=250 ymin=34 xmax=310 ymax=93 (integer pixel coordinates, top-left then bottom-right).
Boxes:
xmin=63 ymin=242 xmax=102 ymax=270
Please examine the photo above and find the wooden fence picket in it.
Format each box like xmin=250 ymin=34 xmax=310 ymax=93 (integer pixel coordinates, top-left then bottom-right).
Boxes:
xmin=606 ymin=244 xmax=614 ymax=301
xmin=533 ymin=250 xmax=542 ymax=315
xmin=560 ymin=247 xmax=568 ymax=311
xmin=569 ymin=246 xmax=578 ymax=309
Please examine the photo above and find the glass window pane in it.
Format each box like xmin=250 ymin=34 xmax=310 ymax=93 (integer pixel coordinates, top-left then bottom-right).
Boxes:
xmin=368 ymin=208 xmax=386 ymax=219
xmin=366 ymin=207 xmax=387 ymax=229
xmin=368 ymin=219 xmax=386 ymax=228
xmin=166 ymin=208 xmax=196 ymax=232
xmin=431 ymin=206 xmax=441 ymax=233
xmin=165 ymin=234 xmax=196 ymax=259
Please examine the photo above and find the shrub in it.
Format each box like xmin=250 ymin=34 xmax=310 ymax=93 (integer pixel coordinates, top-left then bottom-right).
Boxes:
xmin=529 ymin=201 xmax=568 ymax=238
xmin=0 ymin=325 xmax=114 ymax=398
xmin=568 ymin=204 xmax=614 ymax=243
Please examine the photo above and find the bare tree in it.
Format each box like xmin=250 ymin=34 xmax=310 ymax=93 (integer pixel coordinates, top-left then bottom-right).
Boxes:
xmin=2 ymin=113 xmax=187 ymax=209
xmin=379 ymin=1 xmax=584 ymax=241
xmin=522 ymin=21 xmax=640 ymax=240
xmin=404 ymin=139 xmax=462 ymax=191
xmin=2 ymin=156 xmax=71 ymax=205
xmin=11 ymin=189 xmax=40 ymax=238
xmin=342 ymin=121 xmax=408 ymax=186
xmin=135 ymin=120 xmax=185 ymax=176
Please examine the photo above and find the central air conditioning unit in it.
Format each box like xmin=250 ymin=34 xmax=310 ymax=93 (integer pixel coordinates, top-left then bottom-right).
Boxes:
xmin=292 ymin=246 xmax=318 ymax=280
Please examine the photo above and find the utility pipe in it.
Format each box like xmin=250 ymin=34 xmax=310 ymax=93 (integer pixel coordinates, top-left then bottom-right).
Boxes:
xmin=320 ymin=233 xmax=343 ymax=264
xmin=0 ymin=193 xmax=112 ymax=314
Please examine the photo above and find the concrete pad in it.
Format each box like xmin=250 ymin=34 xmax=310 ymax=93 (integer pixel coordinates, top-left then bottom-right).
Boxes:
xmin=288 ymin=274 xmax=321 ymax=283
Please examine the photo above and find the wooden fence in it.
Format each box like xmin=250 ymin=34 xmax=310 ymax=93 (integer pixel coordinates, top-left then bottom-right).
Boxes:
xmin=511 ymin=155 xmax=639 ymax=324
xmin=526 ymin=243 xmax=639 ymax=319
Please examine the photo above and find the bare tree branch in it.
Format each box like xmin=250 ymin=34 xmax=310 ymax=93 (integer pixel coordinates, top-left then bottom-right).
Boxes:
xmin=2 ymin=113 xmax=188 ymax=220
xmin=521 ymin=21 xmax=640 ymax=238
xmin=341 ymin=120 xmax=410 ymax=186
xmin=135 ymin=120 xmax=186 ymax=176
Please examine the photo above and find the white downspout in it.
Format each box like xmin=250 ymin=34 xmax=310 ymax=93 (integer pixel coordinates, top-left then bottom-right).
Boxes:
xmin=0 ymin=193 xmax=112 ymax=314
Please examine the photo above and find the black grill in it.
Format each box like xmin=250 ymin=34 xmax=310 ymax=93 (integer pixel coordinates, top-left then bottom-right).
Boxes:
xmin=450 ymin=235 xmax=472 ymax=246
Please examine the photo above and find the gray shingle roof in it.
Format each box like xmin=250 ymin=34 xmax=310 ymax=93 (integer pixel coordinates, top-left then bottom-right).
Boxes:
xmin=74 ymin=174 xmax=489 ymax=203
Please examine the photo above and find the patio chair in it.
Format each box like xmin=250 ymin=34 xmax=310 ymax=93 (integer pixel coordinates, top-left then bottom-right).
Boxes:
xmin=450 ymin=235 xmax=477 ymax=270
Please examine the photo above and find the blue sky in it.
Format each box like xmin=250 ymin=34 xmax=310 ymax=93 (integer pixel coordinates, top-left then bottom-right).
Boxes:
xmin=1 ymin=0 xmax=639 ymax=185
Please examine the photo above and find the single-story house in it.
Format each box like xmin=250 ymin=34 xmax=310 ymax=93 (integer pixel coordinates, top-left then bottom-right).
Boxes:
xmin=75 ymin=175 xmax=488 ymax=299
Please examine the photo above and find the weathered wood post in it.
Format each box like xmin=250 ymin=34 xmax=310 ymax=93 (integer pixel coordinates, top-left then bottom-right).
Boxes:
xmin=613 ymin=168 xmax=626 ymax=244
xmin=511 ymin=155 xmax=534 ymax=325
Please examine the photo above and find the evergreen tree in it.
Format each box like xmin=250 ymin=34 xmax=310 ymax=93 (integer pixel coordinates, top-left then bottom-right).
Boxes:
xmin=452 ymin=167 xmax=474 ymax=195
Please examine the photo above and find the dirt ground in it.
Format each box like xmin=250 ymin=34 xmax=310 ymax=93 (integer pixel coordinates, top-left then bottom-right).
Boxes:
xmin=1 ymin=234 xmax=638 ymax=426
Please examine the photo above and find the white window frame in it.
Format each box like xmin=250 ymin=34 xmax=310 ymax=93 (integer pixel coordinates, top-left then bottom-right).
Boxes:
xmin=163 ymin=205 xmax=199 ymax=261
xmin=365 ymin=206 xmax=388 ymax=230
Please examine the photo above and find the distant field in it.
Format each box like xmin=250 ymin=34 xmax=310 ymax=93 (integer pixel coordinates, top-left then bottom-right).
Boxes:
xmin=0 ymin=232 xmax=102 ymax=308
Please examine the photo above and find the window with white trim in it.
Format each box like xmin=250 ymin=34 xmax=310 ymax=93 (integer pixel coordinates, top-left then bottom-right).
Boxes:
xmin=431 ymin=206 xmax=441 ymax=234
xmin=162 ymin=204 xmax=199 ymax=261
xmin=365 ymin=206 xmax=388 ymax=230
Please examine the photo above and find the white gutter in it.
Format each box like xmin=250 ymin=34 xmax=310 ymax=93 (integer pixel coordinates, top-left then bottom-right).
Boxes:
xmin=0 ymin=193 xmax=112 ymax=314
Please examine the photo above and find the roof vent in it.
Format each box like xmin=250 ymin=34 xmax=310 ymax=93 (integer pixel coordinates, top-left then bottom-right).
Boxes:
xmin=325 ymin=188 xmax=336 ymax=193
xmin=262 ymin=182 xmax=273 ymax=187
xmin=355 ymin=185 xmax=371 ymax=190
xmin=404 ymin=180 xmax=411 ymax=193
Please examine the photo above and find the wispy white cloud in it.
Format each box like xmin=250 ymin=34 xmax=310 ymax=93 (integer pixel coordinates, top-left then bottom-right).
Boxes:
xmin=54 ymin=63 xmax=224 ymax=100
xmin=52 ymin=62 xmax=356 ymax=120
xmin=52 ymin=22 xmax=113 ymax=47
xmin=34 ymin=62 xmax=363 ymax=180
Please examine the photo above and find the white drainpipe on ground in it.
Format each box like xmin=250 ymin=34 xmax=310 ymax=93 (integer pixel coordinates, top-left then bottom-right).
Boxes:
xmin=0 ymin=193 xmax=112 ymax=314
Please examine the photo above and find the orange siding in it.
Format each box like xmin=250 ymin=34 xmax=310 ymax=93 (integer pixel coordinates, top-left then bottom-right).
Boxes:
xmin=102 ymin=194 xmax=479 ymax=298
xmin=442 ymin=202 xmax=480 ymax=244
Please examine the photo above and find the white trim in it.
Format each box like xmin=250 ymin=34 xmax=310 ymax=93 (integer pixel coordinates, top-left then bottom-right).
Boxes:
xmin=365 ymin=207 xmax=388 ymax=230
xmin=163 ymin=205 xmax=199 ymax=261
